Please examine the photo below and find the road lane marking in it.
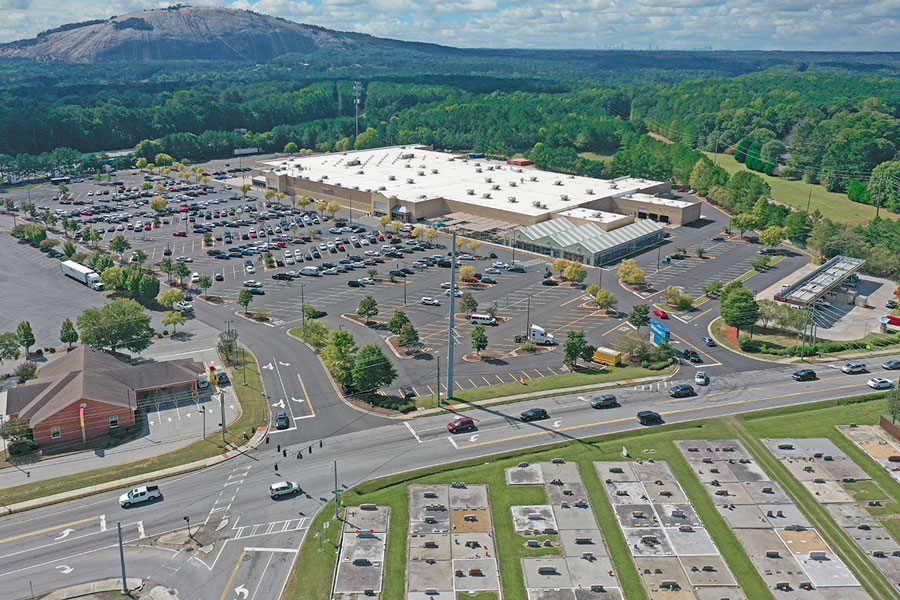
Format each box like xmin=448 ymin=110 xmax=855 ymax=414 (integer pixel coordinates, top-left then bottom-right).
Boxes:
xmin=404 ymin=422 xmax=422 ymax=443
xmin=669 ymin=330 xmax=717 ymax=363
xmin=600 ymin=321 xmax=626 ymax=337
xmin=0 ymin=516 xmax=100 ymax=545
xmin=482 ymin=376 xmax=492 ymax=385
xmin=559 ymin=295 xmax=587 ymax=308
xmin=296 ymin=373 xmax=316 ymax=418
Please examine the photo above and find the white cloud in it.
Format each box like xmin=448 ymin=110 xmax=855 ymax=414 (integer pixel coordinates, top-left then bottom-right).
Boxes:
xmin=1 ymin=0 xmax=899 ymax=50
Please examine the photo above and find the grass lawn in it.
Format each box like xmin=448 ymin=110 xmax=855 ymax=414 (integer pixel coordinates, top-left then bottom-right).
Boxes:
xmin=578 ymin=151 xmax=614 ymax=162
xmin=844 ymin=480 xmax=890 ymax=502
xmin=704 ymin=152 xmax=900 ymax=225
xmin=432 ymin=364 xmax=675 ymax=406
xmin=285 ymin=414 xmax=790 ymax=600
xmin=456 ymin=593 xmax=499 ymax=600
xmin=0 ymin=347 xmax=268 ymax=506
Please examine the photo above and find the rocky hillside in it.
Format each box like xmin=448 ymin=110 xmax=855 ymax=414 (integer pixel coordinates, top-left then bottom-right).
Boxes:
xmin=0 ymin=6 xmax=376 ymax=62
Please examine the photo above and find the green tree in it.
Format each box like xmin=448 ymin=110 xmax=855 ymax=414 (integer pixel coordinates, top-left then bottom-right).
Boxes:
xmin=357 ymin=295 xmax=378 ymax=325
xmin=238 ymin=288 xmax=254 ymax=314
xmin=751 ymin=256 xmax=772 ymax=271
xmin=655 ymin=340 xmax=676 ymax=362
xmin=131 ymin=249 xmax=148 ymax=268
xmin=16 ymin=321 xmax=35 ymax=355
xmin=62 ymin=240 xmax=76 ymax=258
xmin=720 ymin=286 xmax=760 ymax=337
xmin=702 ymin=280 xmax=724 ymax=297
xmin=695 ymin=247 xmax=706 ymax=258
xmin=459 ymin=265 xmax=476 ymax=281
xmin=239 ymin=184 xmax=251 ymax=198
xmin=759 ymin=225 xmax=786 ymax=248
xmin=617 ymin=259 xmax=645 ymax=285
xmin=628 ymin=304 xmax=650 ymax=332
xmin=731 ymin=213 xmax=757 ymax=237
xmin=552 ymin=258 xmax=571 ymax=275
xmin=594 ymin=288 xmax=617 ymax=312
xmin=585 ymin=284 xmax=600 ymax=298
xmin=784 ymin=211 xmax=813 ymax=244
xmin=296 ymin=320 xmax=329 ymax=350
xmin=323 ymin=330 xmax=358 ymax=389
xmin=757 ymin=299 xmax=779 ymax=328
xmin=351 ymin=344 xmax=397 ymax=395
xmin=162 ymin=310 xmax=187 ymax=333
xmin=15 ymin=362 xmax=38 ymax=383
xmin=203 ymin=232 xmax=213 ymax=247
xmin=150 ymin=196 xmax=167 ymax=214
xmin=563 ymin=330 xmax=593 ymax=368
xmin=159 ymin=257 xmax=174 ymax=282
xmin=355 ymin=127 xmax=381 ymax=150
xmin=471 ymin=323 xmax=488 ymax=356
xmin=388 ymin=310 xmax=410 ymax=335
xmin=59 ymin=317 xmax=79 ymax=349
xmin=135 ymin=157 xmax=148 ymax=169
xmin=109 ymin=235 xmax=131 ymax=260
xmin=284 ymin=141 xmax=299 ymax=153
xmin=138 ymin=274 xmax=160 ymax=300
xmin=398 ymin=322 xmax=419 ymax=348
xmin=460 ymin=293 xmax=478 ymax=315
xmin=100 ymin=266 xmax=127 ymax=291
xmin=77 ymin=298 xmax=153 ymax=353
xmin=0 ymin=332 xmax=20 ymax=364
xmin=197 ymin=275 xmax=213 ymax=296
xmin=154 ymin=153 xmax=173 ymax=167
xmin=564 ymin=261 xmax=587 ymax=282
xmin=159 ymin=288 xmax=185 ymax=308
xmin=174 ymin=261 xmax=191 ymax=286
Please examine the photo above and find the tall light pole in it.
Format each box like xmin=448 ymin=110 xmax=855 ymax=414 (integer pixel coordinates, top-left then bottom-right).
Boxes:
xmin=353 ymin=81 xmax=362 ymax=139
xmin=301 ymin=284 xmax=306 ymax=325
xmin=447 ymin=231 xmax=458 ymax=400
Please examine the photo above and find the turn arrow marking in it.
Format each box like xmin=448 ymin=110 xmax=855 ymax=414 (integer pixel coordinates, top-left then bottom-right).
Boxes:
xmin=54 ymin=528 xmax=74 ymax=540
xmin=553 ymin=420 xmax=562 ymax=427
xmin=291 ymin=397 xmax=305 ymax=403
xmin=234 ymin=584 xmax=249 ymax=599
xmin=262 ymin=363 xmax=274 ymax=370
xmin=468 ymin=434 xmax=479 ymax=442
xmin=56 ymin=565 xmax=73 ymax=574
xmin=272 ymin=399 xmax=285 ymax=409
xmin=278 ymin=361 xmax=290 ymax=366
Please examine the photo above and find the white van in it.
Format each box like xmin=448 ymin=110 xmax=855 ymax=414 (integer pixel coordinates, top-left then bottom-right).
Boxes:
xmin=470 ymin=314 xmax=497 ymax=326
xmin=191 ymin=272 xmax=200 ymax=283
xmin=300 ymin=266 xmax=321 ymax=276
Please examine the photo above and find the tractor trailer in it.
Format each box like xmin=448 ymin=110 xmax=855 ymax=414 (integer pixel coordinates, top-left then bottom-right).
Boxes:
xmin=61 ymin=260 xmax=104 ymax=291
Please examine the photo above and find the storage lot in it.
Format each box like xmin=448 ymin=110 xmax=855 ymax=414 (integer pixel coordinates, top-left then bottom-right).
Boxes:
xmin=333 ymin=504 xmax=390 ymax=598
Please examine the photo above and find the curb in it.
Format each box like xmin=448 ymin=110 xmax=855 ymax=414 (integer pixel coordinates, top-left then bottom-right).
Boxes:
xmin=44 ymin=578 xmax=143 ymax=600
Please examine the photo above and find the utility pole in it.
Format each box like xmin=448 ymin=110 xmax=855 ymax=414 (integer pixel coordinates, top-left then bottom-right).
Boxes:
xmin=525 ymin=295 xmax=531 ymax=339
xmin=876 ymin=163 xmax=886 ymax=218
xmin=199 ymin=406 xmax=206 ymax=439
xmin=436 ymin=359 xmax=441 ymax=408
xmin=220 ymin=392 xmax=226 ymax=443
xmin=447 ymin=231 xmax=458 ymax=400
xmin=117 ymin=522 xmax=127 ymax=594
xmin=353 ymin=81 xmax=362 ymax=139
xmin=333 ymin=460 xmax=341 ymax=520
xmin=806 ymin=189 xmax=811 ymax=214
xmin=301 ymin=284 xmax=306 ymax=325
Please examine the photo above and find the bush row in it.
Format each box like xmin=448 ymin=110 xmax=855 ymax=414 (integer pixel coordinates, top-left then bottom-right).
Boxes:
xmin=739 ymin=333 xmax=900 ymax=356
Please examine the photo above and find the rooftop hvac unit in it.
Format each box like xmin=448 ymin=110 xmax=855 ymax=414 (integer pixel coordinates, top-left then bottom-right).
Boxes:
xmin=560 ymin=194 xmax=569 ymax=201
xmin=406 ymin=178 xmax=414 ymax=184
xmin=418 ymin=171 xmax=425 ymax=176
xmin=532 ymin=201 xmax=541 ymax=207
xmin=388 ymin=175 xmax=396 ymax=181
xmin=378 ymin=186 xmax=386 ymax=191
xmin=554 ymin=180 xmax=562 ymax=186
xmin=530 ymin=176 xmax=538 ymax=182
xmin=585 ymin=188 xmax=594 ymax=195
xmin=346 ymin=159 xmax=361 ymax=166
xmin=322 ymin=175 xmax=329 ymax=180
xmin=431 ymin=169 xmax=438 ymax=174
xmin=475 ymin=167 xmax=483 ymax=173
xmin=467 ymin=189 xmax=475 ymax=195
xmin=509 ymin=181 xmax=517 ymax=187
xmin=610 ymin=183 xmax=617 ymax=189
xmin=475 ymin=162 xmax=481 ymax=166
xmin=352 ymin=186 xmax=360 ymax=190
xmin=487 ymin=166 xmax=495 ymax=171
xmin=418 ymin=194 xmax=426 ymax=199
xmin=568 ymin=175 xmax=575 ymax=178
xmin=492 ymin=184 xmax=500 ymax=190
xmin=419 ymin=164 xmax=426 ymax=169
xmin=516 ymin=168 xmax=523 ymax=173
xmin=482 ymin=192 xmax=492 ymax=199
xmin=400 ymin=153 xmax=415 ymax=159
xmin=508 ymin=196 xmax=517 ymax=203
xmin=356 ymin=170 xmax=364 ymax=175
xmin=485 ymin=177 xmax=493 ymax=183
xmin=404 ymin=163 xmax=411 ymax=168
xmin=389 ymin=195 xmax=397 ymax=200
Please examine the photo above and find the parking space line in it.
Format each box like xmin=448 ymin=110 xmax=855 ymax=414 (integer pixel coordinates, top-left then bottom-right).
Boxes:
xmin=521 ymin=371 xmax=532 ymax=380
xmin=482 ymin=376 xmax=491 ymax=385
xmin=495 ymin=374 xmax=505 ymax=384
xmin=426 ymin=385 xmax=435 ymax=395
xmin=547 ymin=366 xmax=558 ymax=375
xmin=468 ymin=378 xmax=478 ymax=388
xmin=455 ymin=381 xmax=464 ymax=391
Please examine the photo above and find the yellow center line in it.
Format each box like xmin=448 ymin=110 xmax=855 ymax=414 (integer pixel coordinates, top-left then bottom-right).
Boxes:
xmin=691 ymin=307 xmax=714 ymax=321
xmin=457 ymin=381 xmax=864 ymax=450
xmin=0 ymin=516 xmax=100 ymax=545
xmin=296 ymin=373 xmax=316 ymax=418
xmin=669 ymin=330 xmax=716 ymax=363
xmin=218 ymin=549 xmax=247 ymax=600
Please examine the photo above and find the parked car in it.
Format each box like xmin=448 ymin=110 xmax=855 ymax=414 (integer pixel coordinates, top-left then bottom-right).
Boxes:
xmin=868 ymin=377 xmax=893 ymax=390
xmin=542 ymin=279 xmax=559 ymax=286
xmin=792 ymin=369 xmax=817 ymax=381
xmin=448 ymin=416 xmax=475 ymax=433
xmin=444 ymin=289 xmax=463 ymax=297
xmin=243 ymin=280 xmax=262 ymax=288
xmin=668 ymin=384 xmax=695 ymax=398
xmin=119 ymin=485 xmax=162 ymax=507
xmin=682 ymin=349 xmax=702 ymax=363
xmin=268 ymin=481 xmax=301 ymax=498
xmin=887 ymin=300 xmax=898 ymax=309
xmin=637 ymin=411 xmax=663 ymax=425
xmin=841 ymin=362 xmax=867 ymax=374
xmin=520 ymin=408 xmax=549 ymax=422
xmin=421 ymin=297 xmax=441 ymax=306
xmin=216 ymin=372 xmax=229 ymax=385
xmin=590 ymin=394 xmax=617 ymax=409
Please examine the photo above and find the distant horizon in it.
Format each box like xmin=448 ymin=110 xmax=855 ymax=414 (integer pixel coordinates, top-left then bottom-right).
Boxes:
xmin=1 ymin=2 xmax=898 ymax=52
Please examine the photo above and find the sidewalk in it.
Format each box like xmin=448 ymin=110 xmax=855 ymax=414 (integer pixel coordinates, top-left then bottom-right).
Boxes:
xmin=0 ymin=426 xmax=267 ymax=516
xmin=44 ymin=578 xmax=143 ymax=600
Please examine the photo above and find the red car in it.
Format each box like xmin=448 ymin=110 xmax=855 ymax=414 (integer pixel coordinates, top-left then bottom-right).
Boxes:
xmin=653 ymin=309 xmax=669 ymax=319
xmin=448 ymin=416 xmax=475 ymax=433
xmin=173 ymin=231 xmax=187 ymax=237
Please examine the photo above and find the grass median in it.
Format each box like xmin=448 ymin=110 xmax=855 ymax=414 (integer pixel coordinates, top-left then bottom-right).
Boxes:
xmin=0 ymin=346 xmax=267 ymax=508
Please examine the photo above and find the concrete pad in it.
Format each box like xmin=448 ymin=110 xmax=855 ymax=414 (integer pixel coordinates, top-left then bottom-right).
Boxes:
xmin=776 ymin=528 xmax=829 ymax=556
xmin=560 ymin=529 xmax=609 ymax=558
xmin=693 ymin=587 xmax=747 ymax=600
xmin=452 ymin=558 xmax=500 ymax=591
xmin=522 ymin=557 xmax=573 ymax=588
xmin=644 ymin=481 xmax=688 ymax=504
xmin=666 ymin=526 xmax=719 ymax=556
xmin=547 ymin=482 xmax=589 ymax=505
xmin=759 ymin=504 xmax=812 ymax=529
xmin=604 ymin=482 xmax=649 ymax=505
xmin=613 ymin=504 xmax=659 ymax=528
xmin=513 ymin=505 xmax=558 ymax=533
xmin=595 ymin=461 xmax=638 ymax=482
xmin=764 ymin=438 xmax=810 ymax=460
xmin=565 ymin=555 xmax=617 ymax=589
xmin=734 ymin=529 xmax=811 ymax=592
xmin=824 ymin=503 xmax=872 ymax=528
xmin=407 ymin=592 xmax=454 ymax=600
xmin=710 ymin=440 xmax=751 ymax=461
xmin=821 ymin=458 xmax=869 ymax=481
xmin=716 ymin=502 xmax=770 ymax=529
xmin=654 ymin=503 xmax=702 ymax=528
xmin=818 ymin=587 xmax=872 ymax=600
xmin=800 ymin=554 xmax=860 ymax=588
xmin=694 ymin=462 xmax=740 ymax=484
xmin=343 ymin=505 xmax=390 ymax=533
xmin=634 ymin=556 xmax=691 ymax=598
xmin=410 ymin=484 xmax=450 ymax=515
xmin=801 ymin=479 xmax=854 ymax=504
xmin=705 ymin=482 xmax=755 ymax=505
xmin=410 ymin=518 xmax=451 ymax=535
xmin=553 ymin=503 xmax=600 ymax=531
xmin=542 ymin=461 xmax=583 ymax=486
xmin=450 ymin=508 xmax=491 ymax=533
xmin=680 ymin=555 xmax=737 ymax=587
xmin=449 ymin=483 xmax=489 ymax=509
xmin=333 ymin=560 xmax=384 ymax=594
xmin=573 ymin=587 xmax=624 ymax=600
xmin=528 ymin=590 xmax=577 ymax=600
xmin=622 ymin=527 xmax=674 ymax=557
xmin=407 ymin=558 xmax=453 ymax=593
xmin=508 ymin=463 xmax=545 ymax=485
xmin=632 ymin=460 xmax=675 ymax=482
xmin=450 ymin=532 xmax=496 ymax=560
xmin=742 ymin=480 xmax=791 ymax=504
xmin=410 ymin=533 xmax=451 ymax=561
xmin=781 ymin=458 xmax=827 ymax=482
xmin=675 ymin=440 xmax=719 ymax=461
xmin=725 ymin=458 xmax=770 ymax=483
xmin=339 ymin=533 xmax=386 ymax=564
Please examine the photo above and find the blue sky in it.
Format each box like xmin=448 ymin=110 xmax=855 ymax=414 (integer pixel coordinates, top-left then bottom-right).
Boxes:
xmin=1 ymin=0 xmax=899 ymax=50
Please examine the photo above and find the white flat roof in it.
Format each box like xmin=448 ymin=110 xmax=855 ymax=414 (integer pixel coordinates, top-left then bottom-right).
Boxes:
xmin=621 ymin=192 xmax=695 ymax=209
xmin=258 ymin=147 xmax=666 ymax=218
xmin=556 ymin=207 xmax=627 ymax=224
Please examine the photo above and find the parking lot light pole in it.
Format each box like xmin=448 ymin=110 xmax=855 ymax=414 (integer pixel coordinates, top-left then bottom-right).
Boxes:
xmin=301 ymin=284 xmax=306 ymax=325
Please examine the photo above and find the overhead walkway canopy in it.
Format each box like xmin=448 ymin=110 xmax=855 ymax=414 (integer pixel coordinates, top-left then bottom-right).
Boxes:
xmin=775 ymin=255 xmax=865 ymax=306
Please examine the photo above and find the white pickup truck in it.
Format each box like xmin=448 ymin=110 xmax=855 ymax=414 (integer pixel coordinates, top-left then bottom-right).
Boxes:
xmin=119 ymin=485 xmax=161 ymax=507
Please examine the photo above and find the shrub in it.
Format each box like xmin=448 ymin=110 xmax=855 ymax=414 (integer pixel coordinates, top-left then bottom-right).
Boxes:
xmin=162 ymin=329 xmax=169 ymax=336
xmin=739 ymin=336 xmax=761 ymax=352
xmin=8 ymin=439 xmax=38 ymax=456
xmin=521 ymin=340 xmax=537 ymax=352
xmin=34 ymin=348 xmax=43 ymax=355
xmin=14 ymin=361 xmax=38 ymax=383
xmin=647 ymin=360 xmax=670 ymax=370
xmin=48 ymin=347 xmax=56 ymax=353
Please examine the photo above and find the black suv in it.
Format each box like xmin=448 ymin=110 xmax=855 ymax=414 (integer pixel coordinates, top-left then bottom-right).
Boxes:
xmin=669 ymin=384 xmax=695 ymax=398
xmin=683 ymin=349 xmax=702 ymax=363
xmin=637 ymin=411 xmax=663 ymax=425
xmin=272 ymin=273 xmax=292 ymax=281
xmin=791 ymin=369 xmax=817 ymax=381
